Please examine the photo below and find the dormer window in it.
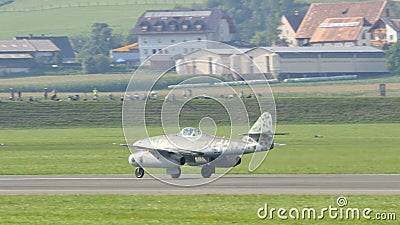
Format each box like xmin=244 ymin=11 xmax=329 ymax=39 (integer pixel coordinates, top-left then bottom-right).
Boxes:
xmin=181 ymin=21 xmax=191 ymax=31
xmin=140 ymin=21 xmax=151 ymax=32
xmin=154 ymin=21 xmax=165 ymax=32
xmin=168 ymin=20 xmax=178 ymax=31
xmin=193 ymin=20 xmax=205 ymax=31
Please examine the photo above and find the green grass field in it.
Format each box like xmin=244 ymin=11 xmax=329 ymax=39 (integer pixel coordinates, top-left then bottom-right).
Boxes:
xmin=1 ymin=124 xmax=399 ymax=175
xmin=0 ymin=195 xmax=398 ymax=224
xmin=0 ymin=0 xmax=206 ymax=39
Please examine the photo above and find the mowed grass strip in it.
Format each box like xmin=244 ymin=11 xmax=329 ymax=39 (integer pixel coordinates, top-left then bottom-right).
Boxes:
xmin=0 ymin=124 xmax=399 ymax=175
xmin=0 ymin=195 xmax=398 ymax=225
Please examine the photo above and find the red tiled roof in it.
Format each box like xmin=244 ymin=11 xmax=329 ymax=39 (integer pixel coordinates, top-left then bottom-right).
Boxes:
xmin=310 ymin=17 xmax=370 ymax=43
xmin=296 ymin=0 xmax=387 ymax=39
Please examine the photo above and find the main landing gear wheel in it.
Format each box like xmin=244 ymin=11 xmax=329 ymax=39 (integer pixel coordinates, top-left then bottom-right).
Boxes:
xmin=170 ymin=167 xmax=181 ymax=179
xmin=135 ymin=167 xmax=144 ymax=178
xmin=201 ymin=164 xmax=215 ymax=178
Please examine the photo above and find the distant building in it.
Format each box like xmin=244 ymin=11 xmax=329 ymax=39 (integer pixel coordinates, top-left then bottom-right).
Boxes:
xmin=310 ymin=17 xmax=372 ymax=47
xmin=369 ymin=17 xmax=400 ymax=47
xmin=278 ymin=11 xmax=305 ymax=47
xmin=110 ymin=42 xmax=140 ymax=67
xmin=296 ymin=1 xmax=390 ymax=46
xmin=177 ymin=48 xmax=250 ymax=79
xmin=132 ymin=9 xmax=236 ymax=64
xmin=15 ymin=35 xmax=75 ymax=63
xmin=0 ymin=39 xmax=59 ymax=75
xmin=246 ymin=46 xmax=388 ymax=79
xmin=178 ymin=46 xmax=388 ymax=80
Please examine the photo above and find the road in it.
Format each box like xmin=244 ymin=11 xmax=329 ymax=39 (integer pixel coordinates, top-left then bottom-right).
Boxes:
xmin=1 ymin=174 xmax=399 ymax=195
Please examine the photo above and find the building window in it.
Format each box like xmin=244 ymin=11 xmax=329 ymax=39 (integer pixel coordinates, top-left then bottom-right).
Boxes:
xmin=197 ymin=37 xmax=201 ymax=41
xmin=181 ymin=21 xmax=191 ymax=31
xmin=390 ymin=35 xmax=394 ymax=41
xmin=171 ymin=39 xmax=175 ymax=43
xmin=152 ymin=49 xmax=157 ymax=54
xmin=143 ymin=49 xmax=148 ymax=55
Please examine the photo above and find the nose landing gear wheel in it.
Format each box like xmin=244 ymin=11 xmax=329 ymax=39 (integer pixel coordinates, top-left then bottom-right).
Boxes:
xmin=201 ymin=164 xmax=215 ymax=178
xmin=135 ymin=167 xmax=144 ymax=178
xmin=170 ymin=167 xmax=181 ymax=179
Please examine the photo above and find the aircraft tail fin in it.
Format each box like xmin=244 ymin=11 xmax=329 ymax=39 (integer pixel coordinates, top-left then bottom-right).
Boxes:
xmin=242 ymin=112 xmax=274 ymax=150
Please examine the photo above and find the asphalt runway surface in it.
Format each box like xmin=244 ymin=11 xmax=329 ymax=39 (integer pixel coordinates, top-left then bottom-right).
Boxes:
xmin=1 ymin=174 xmax=399 ymax=195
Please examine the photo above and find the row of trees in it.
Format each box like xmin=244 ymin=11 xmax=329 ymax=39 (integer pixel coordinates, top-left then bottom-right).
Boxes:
xmin=206 ymin=0 xmax=308 ymax=46
xmin=70 ymin=23 xmax=136 ymax=73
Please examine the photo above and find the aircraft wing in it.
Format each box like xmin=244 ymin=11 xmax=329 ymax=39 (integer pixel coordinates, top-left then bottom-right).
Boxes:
xmin=130 ymin=144 xmax=205 ymax=156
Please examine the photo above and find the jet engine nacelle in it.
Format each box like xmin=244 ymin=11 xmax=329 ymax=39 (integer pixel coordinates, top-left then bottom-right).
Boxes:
xmin=211 ymin=155 xmax=241 ymax=168
xmin=128 ymin=151 xmax=183 ymax=168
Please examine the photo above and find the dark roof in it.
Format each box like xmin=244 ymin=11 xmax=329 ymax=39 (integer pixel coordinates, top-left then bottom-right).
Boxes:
xmin=380 ymin=17 xmax=400 ymax=32
xmin=296 ymin=0 xmax=387 ymax=39
xmin=284 ymin=12 xmax=305 ymax=32
xmin=132 ymin=9 xmax=236 ymax=35
xmin=222 ymin=40 xmax=256 ymax=48
xmin=16 ymin=36 xmax=75 ymax=59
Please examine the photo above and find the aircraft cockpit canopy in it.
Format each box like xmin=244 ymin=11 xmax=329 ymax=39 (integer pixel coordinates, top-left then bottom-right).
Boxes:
xmin=179 ymin=127 xmax=202 ymax=137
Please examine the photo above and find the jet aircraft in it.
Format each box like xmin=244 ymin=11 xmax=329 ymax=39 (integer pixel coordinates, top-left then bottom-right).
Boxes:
xmin=127 ymin=112 xmax=277 ymax=178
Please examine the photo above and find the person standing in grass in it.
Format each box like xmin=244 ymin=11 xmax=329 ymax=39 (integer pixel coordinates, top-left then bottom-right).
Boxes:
xmin=44 ymin=88 xmax=48 ymax=100
xmin=92 ymin=88 xmax=98 ymax=100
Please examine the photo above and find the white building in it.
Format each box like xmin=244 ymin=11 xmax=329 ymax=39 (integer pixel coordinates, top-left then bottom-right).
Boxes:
xmin=131 ymin=9 xmax=236 ymax=63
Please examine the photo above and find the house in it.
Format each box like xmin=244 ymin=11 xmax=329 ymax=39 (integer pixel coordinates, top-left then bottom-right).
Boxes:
xmin=0 ymin=39 xmax=59 ymax=74
xmin=132 ymin=9 xmax=236 ymax=63
xmin=110 ymin=42 xmax=140 ymax=67
xmin=16 ymin=35 xmax=75 ymax=63
xmin=277 ymin=11 xmax=305 ymax=47
xmin=369 ymin=17 xmax=400 ymax=47
xmin=310 ymin=17 xmax=372 ymax=47
xmin=296 ymin=0 xmax=390 ymax=46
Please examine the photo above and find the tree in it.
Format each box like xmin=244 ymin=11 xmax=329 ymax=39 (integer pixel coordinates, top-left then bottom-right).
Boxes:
xmin=386 ymin=42 xmax=400 ymax=75
xmin=83 ymin=54 xmax=111 ymax=74
xmin=206 ymin=0 xmax=308 ymax=46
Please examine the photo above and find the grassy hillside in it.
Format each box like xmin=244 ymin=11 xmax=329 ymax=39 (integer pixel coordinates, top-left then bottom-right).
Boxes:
xmin=0 ymin=0 xmax=206 ymax=39
xmin=1 ymin=97 xmax=400 ymax=128
xmin=2 ymin=0 xmax=396 ymax=39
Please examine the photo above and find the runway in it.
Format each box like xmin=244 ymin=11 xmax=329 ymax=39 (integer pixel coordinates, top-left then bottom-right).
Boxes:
xmin=1 ymin=174 xmax=399 ymax=195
